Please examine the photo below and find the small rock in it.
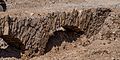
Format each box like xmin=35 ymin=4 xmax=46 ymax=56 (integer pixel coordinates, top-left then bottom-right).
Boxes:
xmin=30 ymin=13 xmax=34 ymax=16
xmin=56 ymin=27 xmax=66 ymax=31
xmin=0 ymin=37 xmax=8 ymax=49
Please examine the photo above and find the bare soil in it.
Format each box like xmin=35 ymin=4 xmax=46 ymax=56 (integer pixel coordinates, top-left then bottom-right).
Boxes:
xmin=1 ymin=0 xmax=120 ymax=60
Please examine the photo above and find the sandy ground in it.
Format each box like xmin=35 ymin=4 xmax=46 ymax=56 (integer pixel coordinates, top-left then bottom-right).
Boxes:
xmin=5 ymin=0 xmax=120 ymax=14
xmin=0 ymin=0 xmax=120 ymax=60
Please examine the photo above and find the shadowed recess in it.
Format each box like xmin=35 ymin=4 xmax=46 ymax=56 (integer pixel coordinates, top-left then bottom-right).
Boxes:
xmin=0 ymin=0 xmax=6 ymax=11
xmin=0 ymin=35 xmax=25 ymax=58
xmin=44 ymin=26 xmax=84 ymax=53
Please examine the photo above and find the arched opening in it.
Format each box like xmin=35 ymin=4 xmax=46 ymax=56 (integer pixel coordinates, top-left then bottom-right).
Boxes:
xmin=44 ymin=26 xmax=84 ymax=53
xmin=0 ymin=35 xmax=25 ymax=58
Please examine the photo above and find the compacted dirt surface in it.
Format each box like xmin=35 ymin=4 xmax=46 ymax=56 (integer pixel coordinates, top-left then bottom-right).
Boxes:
xmin=0 ymin=0 xmax=120 ymax=60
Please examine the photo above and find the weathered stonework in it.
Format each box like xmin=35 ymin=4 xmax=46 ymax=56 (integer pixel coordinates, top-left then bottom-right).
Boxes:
xmin=0 ymin=15 xmax=9 ymax=36
xmin=0 ymin=8 xmax=111 ymax=58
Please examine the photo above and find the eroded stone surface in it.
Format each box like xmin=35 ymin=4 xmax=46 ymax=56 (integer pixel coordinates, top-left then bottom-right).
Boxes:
xmin=0 ymin=15 xmax=9 ymax=36
xmin=0 ymin=8 xmax=111 ymax=58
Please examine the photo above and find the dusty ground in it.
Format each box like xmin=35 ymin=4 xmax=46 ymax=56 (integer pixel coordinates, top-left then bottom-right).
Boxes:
xmin=0 ymin=0 xmax=120 ymax=60
xmin=4 ymin=0 xmax=120 ymax=14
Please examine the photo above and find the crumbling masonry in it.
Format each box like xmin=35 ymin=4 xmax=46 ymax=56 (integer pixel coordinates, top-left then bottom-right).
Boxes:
xmin=0 ymin=8 xmax=111 ymax=58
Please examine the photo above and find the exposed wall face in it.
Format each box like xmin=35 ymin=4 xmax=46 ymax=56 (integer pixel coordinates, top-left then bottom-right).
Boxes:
xmin=79 ymin=8 xmax=111 ymax=38
xmin=0 ymin=8 xmax=111 ymax=58
xmin=8 ymin=9 xmax=80 ymax=57
xmin=0 ymin=15 xmax=9 ymax=36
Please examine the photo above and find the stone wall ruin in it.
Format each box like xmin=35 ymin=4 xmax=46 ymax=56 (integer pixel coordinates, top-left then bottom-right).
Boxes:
xmin=0 ymin=8 xmax=111 ymax=58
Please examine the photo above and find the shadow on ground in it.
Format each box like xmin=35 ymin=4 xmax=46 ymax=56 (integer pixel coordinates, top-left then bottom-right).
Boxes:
xmin=44 ymin=26 xmax=84 ymax=53
xmin=0 ymin=46 xmax=21 ymax=58
xmin=0 ymin=35 xmax=25 ymax=58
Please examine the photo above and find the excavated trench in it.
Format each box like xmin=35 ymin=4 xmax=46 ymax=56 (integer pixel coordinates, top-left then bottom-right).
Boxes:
xmin=0 ymin=8 xmax=111 ymax=59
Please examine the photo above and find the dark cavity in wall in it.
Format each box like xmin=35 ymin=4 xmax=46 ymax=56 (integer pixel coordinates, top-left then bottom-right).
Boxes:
xmin=0 ymin=35 xmax=25 ymax=58
xmin=0 ymin=0 xmax=6 ymax=11
xmin=44 ymin=26 xmax=84 ymax=53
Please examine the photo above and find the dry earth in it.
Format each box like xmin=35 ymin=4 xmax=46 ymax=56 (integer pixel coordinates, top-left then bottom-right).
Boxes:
xmin=0 ymin=0 xmax=120 ymax=60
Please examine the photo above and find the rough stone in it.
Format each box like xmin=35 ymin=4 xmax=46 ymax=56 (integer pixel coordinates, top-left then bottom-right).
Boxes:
xmin=0 ymin=8 xmax=111 ymax=58
xmin=0 ymin=37 xmax=8 ymax=49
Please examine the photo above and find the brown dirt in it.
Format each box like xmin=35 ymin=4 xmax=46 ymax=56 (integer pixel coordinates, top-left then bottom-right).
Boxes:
xmin=0 ymin=0 xmax=120 ymax=60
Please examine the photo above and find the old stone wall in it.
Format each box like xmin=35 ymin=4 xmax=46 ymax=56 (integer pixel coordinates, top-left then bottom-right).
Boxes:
xmin=0 ymin=8 xmax=111 ymax=58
